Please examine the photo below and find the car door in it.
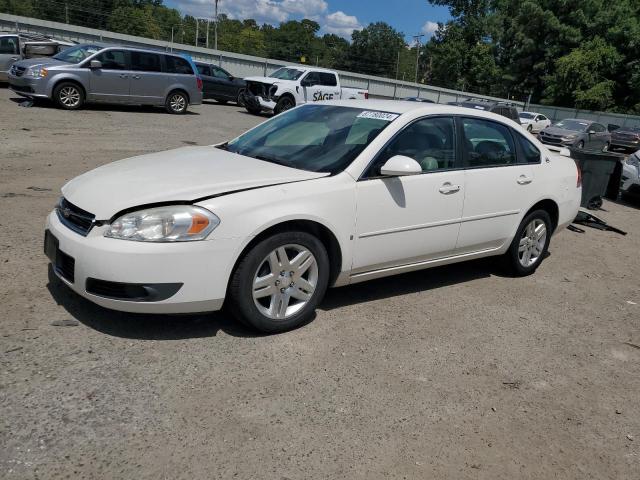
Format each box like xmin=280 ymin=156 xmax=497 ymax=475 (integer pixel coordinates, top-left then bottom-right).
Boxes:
xmin=456 ymin=116 xmax=539 ymax=253
xmin=86 ymin=49 xmax=130 ymax=102
xmin=211 ymin=66 xmax=236 ymax=99
xmin=590 ymin=123 xmax=609 ymax=148
xmin=537 ymin=114 xmax=550 ymax=131
xmin=196 ymin=64 xmax=215 ymax=98
xmin=353 ymin=116 xmax=465 ymax=273
xmin=129 ymin=51 xmax=166 ymax=104
xmin=301 ymin=72 xmax=339 ymax=103
xmin=0 ymin=36 xmax=21 ymax=76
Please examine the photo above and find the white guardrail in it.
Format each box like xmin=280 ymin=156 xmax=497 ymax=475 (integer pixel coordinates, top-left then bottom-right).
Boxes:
xmin=2 ymin=13 xmax=640 ymax=127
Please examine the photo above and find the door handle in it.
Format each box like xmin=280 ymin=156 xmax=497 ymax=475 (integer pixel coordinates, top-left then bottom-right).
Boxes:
xmin=10 ymin=56 xmax=19 ymax=60
xmin=132 ymin=75 xmax=141 ymax=80
xmin=119 ymin=74 xmax=128 ymax=78
xmin=517 ymin=175 xmax=533 ymax=185
xmin=439 ymin=182 xmax=461 ymax=194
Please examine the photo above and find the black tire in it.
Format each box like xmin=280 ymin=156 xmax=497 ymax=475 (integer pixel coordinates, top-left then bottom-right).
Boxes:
xmin=237 ymin=89 xmax=246 ymax=106
xmin=165 ymin=90 xmax=189 ymax=114
xmin=53 ymin=82 xmax=84 ymax=110
xmin=502 ymin=209 xmax=552 ymax=276
xmin=527 ymin=124 xmax=533 ymax=133
xmin=602 ymin=142 xmax=610 ymax=152
xmin=576 ymin=140 xmax=584 ymax=149
xmin=228 ymin=231 xmax=330 ymax=333
xmin=274 ymin=95 xmax=295 ymax=115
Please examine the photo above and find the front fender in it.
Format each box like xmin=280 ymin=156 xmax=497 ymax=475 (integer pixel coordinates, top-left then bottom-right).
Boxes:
xmin=45 ymin=72 xmax=88 ymax=98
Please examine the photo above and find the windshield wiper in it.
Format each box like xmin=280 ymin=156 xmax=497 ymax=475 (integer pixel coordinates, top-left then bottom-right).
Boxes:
xmin=216 ymin=142 xmax=229 ymax=151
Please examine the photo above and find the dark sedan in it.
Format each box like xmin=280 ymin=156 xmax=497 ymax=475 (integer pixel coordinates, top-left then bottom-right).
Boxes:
xmin=610 ymin=126 xmax=640 ymax=153
xmin=195 ymin=62 xmax=246 ymax=104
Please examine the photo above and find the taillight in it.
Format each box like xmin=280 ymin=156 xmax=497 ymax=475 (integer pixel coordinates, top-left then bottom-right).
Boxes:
xmin=196 ymin=76 xmax=203 ymax=91
xmin=364 ymin=92 xmax=369 ymax=99
xmin=575 ymin=159 xmax=582 ymax=187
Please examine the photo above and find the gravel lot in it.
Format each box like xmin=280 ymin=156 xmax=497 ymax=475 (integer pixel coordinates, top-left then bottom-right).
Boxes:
xmin=1 ymin=88 xmax=639 ymax=479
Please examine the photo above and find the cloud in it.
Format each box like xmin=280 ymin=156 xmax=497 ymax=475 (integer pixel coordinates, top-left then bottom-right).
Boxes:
xmin=421 ymin=20 xmax=439 ymax=36
xmin=323 ymin=10 xmax=362 ymax=38
xmin=171 ymin=0 xmax=327 ymax=23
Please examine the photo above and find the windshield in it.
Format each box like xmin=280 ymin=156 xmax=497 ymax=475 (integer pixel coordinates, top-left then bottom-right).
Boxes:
xmin=554 ymin=119 xmax=589 ymax=132
xmin=53 ymin=44 xmax=101 ymax=63
xmin=519 ymin=113 xmax=535 ymax=119
xmin=221 ymin=104 xmax=398 ymax=174
xmin=269 ymin=67 xmax=305 ymax=80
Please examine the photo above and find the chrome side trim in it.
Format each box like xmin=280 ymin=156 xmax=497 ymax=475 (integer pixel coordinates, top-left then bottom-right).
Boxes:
xmin=358 ymin=209 xmax=520 ymax=238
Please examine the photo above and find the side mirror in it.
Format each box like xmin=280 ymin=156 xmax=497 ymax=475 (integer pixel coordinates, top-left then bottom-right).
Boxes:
xmin=380 ymin=155 xmax=422 ymax=176
xmin=89 ymin=60 xmax=102 ymax=69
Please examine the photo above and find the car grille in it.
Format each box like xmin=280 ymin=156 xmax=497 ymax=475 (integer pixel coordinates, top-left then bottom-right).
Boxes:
xmin=246 ymin=81 xmax=276 ymax=100
xmin=10 ymin=65 xmax=26 ymax=77
xmin=56 ymin=198 xmax=96 ymax=236
xmin=540 ymin=134 xmax=563 ymax=144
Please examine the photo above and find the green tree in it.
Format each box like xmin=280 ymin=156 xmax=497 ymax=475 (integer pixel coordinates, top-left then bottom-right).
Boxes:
xmin=348 ymin=22 xmax=406 ymax=77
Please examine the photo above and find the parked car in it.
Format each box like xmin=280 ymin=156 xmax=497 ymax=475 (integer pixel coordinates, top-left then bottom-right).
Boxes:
xmin=458 ymin=99 xmax=521 ymax=124
xmin=402 ymin=97 xmax=435 ymax=103
xmin=242 ymin=66 xmax=368 ymax=115
xmin=8 ymin=43 xmax=202 ymax=114
xmin=539 ymin=119 xmax=611 ymax=151
xmin=519 ymin=111 xmax=551 ymax=133
xmin=1 ymin=32 xmax=74 ymax=82
xmin=621 ymin=151 xmax=640 ymax=200
xmin=195 ymin=62 xmax=246 ymax=104
xmin=44 ymin=100 xmax=581 ymax=332
xmin=610 ymin=125 xmax=640 ymax=153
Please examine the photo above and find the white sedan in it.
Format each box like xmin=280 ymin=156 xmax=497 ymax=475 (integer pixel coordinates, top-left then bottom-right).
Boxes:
xmin=45 ymin=101 xmax=581 ymax=332
xmin=519 ymin=111 xmax=552 ymax=133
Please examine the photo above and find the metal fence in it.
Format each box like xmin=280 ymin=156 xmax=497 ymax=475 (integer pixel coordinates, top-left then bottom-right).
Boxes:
xmin=2 ymin=12 xmax=640 ymax=127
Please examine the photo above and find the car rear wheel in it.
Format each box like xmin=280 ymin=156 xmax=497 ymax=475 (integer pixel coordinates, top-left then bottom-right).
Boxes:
xmin=576 ymin=140 xmax=585 ymax=149
xmin=274 ymin=95 xmax=295 ymax=115
xmin=228 ymin=231 xmax=330 ymax=333
xmin=237 ymin=89 xmax=246 ymax=106
xmin=602 ymin=142 xmax=610 ymax=152
xmin=53 ymin=82 xmax=84 ymax=110
xmin=503 ymin=210 xmax=552 ymax=276
xmin=165 ymin=91 xmax=189 ymax=114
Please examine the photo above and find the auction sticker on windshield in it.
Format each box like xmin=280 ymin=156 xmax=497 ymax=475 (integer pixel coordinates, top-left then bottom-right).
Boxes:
xmin=356 ymin=111 xmax=399 ymax=121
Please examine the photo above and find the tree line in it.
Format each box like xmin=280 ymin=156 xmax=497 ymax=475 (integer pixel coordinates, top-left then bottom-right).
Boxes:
xmin=2 ymin=0 xmax=638 ymax=112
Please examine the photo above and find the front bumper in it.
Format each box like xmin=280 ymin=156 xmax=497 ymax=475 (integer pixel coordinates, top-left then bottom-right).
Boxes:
xmin=45 ymin=210 xmax=241 ymax=314
xmin=8 ymin=74 xmax=49 ymax=98
xmin=241 ymin=91 xmax=276 ymax=112
xmin=539 ymin=136 xmax=579 ymax=147
xmin=611 ymin=139 xmax=640 ymax=151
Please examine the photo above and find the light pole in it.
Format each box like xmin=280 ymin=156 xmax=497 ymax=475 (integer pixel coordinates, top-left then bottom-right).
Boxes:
xmin=214 ymin=0 xmax=219 ymax=50
xmin=412 ymin=34 xmax=424 ymax=83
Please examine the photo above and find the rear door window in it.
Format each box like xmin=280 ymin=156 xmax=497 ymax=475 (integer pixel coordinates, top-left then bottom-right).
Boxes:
xmin=592 ymin=123 xmax=606 ymax=133
xmin=515 ymin=134 xmax=541 ymax=164
xmin=130 ymin=51 xmax=162 ymax=72
xmin=319 ymin=72 xmax=338 ymax=86
xmin=461 ymin=117 xmax=517 ymax=167
xmin=196 ymin=64 xmax=210 ymax=76
xmin=166 ymin=56 xmax=193 ymax=74
xmin=0 ymin=36 xmax=19 ymax=55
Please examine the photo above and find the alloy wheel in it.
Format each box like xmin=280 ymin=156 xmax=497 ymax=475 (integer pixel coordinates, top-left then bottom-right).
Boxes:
xmin=59 ymin=86 xmax=81 ymax=108
xmin=252 ymin=244 xmax=318 ymax=320
xmin=169 ymin=94 xmax=186 ymax=112
xmin=518 ymin=219 xmax=547 ymax=267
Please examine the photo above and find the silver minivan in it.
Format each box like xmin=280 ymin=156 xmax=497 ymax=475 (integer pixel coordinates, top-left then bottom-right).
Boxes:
xmin=8 ymin=44 xmax=203 ymax=114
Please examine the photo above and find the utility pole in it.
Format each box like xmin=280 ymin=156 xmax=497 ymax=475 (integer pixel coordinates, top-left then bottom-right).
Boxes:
xmin=395 ymin=50 xmax=400 ymax=80
xmin=412 ymin=34 xmax=424 ymax=83
xmin=206 ymin=19 xmax=210 ymax=48
xmin=170 ymin=27 xmax=174 ymax=51
xmin=65 ymin=3 xmax=69 ymax=24
xmin=195 ymin=19 xmax=199 ymax=47
xmin=214 ymin=0 xmax=219 ymax=50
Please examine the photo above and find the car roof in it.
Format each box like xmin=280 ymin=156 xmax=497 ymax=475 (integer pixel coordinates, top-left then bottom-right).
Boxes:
xmin=561 ymin=118 xmax=592 ymax=123
xmin=282 ymin=65 xmax=336 ymax=74
xmin=318 ymin=99 xmax=522 ymax=120
xmin=81 ymin=43 xmax=185 ymax=57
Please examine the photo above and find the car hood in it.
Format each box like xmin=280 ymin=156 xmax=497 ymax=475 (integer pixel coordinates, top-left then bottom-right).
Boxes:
xmin=244 ymin=76 xmax=292 ymax=85
xmin=542 ymin=126 xmax=583 ymax=136
xmin=13 ymin=57 xmax=69 ymax=69
xmin=62 ymin=146 xmax=328 ymax=219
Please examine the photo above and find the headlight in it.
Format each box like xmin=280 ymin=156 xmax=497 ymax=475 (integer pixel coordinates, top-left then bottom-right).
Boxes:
xmin=105 ymin=205 xmax=220 ymax=242
xmin=562 ymin=134 xmax=578 ymax=140
xmin=26 ymin=67 xmax=48 ymax=78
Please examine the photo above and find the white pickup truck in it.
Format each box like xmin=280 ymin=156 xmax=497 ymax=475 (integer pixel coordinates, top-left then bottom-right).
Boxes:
xmin=242 ymin=66 xmax=368 ymax=115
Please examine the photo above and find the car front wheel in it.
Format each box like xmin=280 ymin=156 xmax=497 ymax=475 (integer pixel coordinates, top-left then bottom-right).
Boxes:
xmin=228 ymin=231 xmax=330 ymax=333
xmin=503 ymin=210 xmax=552 ymax=276
xmin=53 ymin=82 xmax=84 ymax=110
